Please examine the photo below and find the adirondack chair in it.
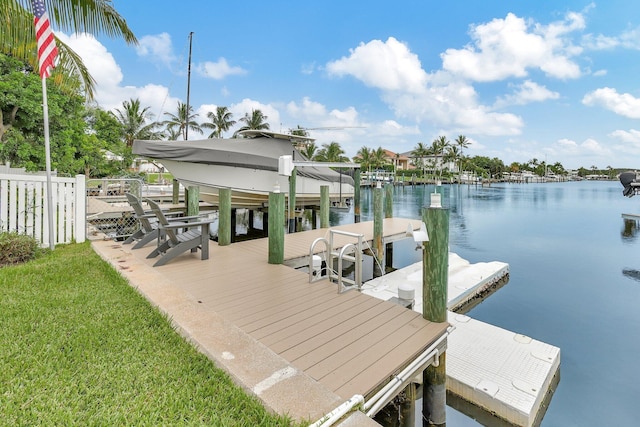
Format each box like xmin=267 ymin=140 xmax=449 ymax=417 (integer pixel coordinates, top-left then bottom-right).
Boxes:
xmin=145 ymin=199 xmax=214 ymax=267
xmin=123 ymin=193 xmax=183 ymax=249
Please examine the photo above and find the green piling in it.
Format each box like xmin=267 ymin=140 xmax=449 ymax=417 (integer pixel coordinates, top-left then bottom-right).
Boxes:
xmin=288 ymin=167 xmax=297 ymax=233
xmin=373 ymin=184 xmax=383 ymax=277
xmin=187 ymin=185 xmax=199 ymax=216
xmin=422 ymin=193 xmax=448 ymax=427
xmin=172 ymin=179 xmax=180 ymax=204
xmin=354 ymin=168 xmax=361 ymax=223
xmin=384 ymin=182 xmax=393 ymax=218
xmin=268 ymin=191 xmax=285 ymax=264
xmin=320 ymin=185 xmax=329 ymax=228
xmin=218 ymin=188 xmax=231 ymax=246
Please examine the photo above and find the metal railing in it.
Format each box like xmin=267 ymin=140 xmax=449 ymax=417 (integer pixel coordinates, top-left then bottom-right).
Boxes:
xmin=85 ymin=178 xmax=144 ymax=241
xmin=309 ymin=229 xmax=364 ymax=293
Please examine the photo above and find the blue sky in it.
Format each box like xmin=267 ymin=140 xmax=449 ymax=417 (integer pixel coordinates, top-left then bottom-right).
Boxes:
xmin=57 ymin=0 xmax=640 ymax=169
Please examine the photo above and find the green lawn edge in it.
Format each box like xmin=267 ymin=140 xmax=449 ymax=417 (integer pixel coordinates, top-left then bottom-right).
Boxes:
xmin=0 ymin=242 xmax=302 ymax=426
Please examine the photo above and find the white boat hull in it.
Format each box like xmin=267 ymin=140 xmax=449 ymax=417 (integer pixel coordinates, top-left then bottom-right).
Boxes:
xmin=163 ymin=160 xmax=354 ymax=208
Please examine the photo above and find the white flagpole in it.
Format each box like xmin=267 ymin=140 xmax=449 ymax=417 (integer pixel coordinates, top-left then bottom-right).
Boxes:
xmin=41 ymin=77 xmax=55 ymax=250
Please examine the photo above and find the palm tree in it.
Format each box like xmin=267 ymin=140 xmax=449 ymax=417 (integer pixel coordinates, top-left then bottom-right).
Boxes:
xmin=289 ymin=125 xmax=310 ymax=137
xmin=1 ymin=0 xmax=137 ymax=99
xmin=113 ymin=98 xmax=158 ymax=147
xmin=411 ymin=142 xmax=429 ymax=178
xmin=234 ymin=109 xmax=270 ymax=137
xmin=431 ymin=136 xmax=450 ymax=177
xmin=371 ymin=147 xmax=389 ymax=170
xmin=454 ymin=135 xmax=470 ymax=176
xmin=162 ymin=101 xmax=203 ymax=140
xmin=444 ymin=145 xmax=460 ymax=172
xmin=201 ymin=106 xmax=235 ymax=138
xmin=315 ymin=142 xmax=348 ymax=163
xmin=299 ymin=141 xmax=318 ymax=160
xmin=354 ymin=146 xmax=373 ymax=172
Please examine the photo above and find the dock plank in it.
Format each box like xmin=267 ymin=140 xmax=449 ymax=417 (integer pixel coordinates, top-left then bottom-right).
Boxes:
xmin=107 ymin=218 xmax=447 ymax=402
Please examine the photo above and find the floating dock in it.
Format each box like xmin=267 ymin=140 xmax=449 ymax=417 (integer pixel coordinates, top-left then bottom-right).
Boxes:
xmin=363 ymin=256 xmax=561 ymax=427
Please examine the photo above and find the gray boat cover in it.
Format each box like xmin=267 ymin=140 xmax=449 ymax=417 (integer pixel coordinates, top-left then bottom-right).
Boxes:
xmin=132 ymin=137 xmax=354 ymax=186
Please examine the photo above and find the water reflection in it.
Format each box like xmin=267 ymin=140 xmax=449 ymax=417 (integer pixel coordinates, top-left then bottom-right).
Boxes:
xmin=621 ymin=218 xmax=640 ymax=242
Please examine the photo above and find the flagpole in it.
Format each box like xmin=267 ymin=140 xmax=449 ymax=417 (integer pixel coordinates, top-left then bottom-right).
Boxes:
xmin=41 ymin=77 xmax=55 ymax=250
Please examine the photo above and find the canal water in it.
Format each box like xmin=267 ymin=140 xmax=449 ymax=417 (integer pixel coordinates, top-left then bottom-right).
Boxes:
xmin=332 ymin=181 xmax=640 ymax=426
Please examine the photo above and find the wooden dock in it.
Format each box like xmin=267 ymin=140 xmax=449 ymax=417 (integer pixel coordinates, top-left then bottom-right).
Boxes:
xmin=91 ymin=218 xmax=448 ymax=423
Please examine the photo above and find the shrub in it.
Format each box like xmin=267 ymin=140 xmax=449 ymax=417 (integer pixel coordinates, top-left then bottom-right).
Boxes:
xmin=0 ymin=232 xmax=40 ymax=267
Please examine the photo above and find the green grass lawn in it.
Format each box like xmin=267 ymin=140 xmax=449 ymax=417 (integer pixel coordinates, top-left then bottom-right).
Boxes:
xmin=0 ymin=242 xmax=299 ymax=426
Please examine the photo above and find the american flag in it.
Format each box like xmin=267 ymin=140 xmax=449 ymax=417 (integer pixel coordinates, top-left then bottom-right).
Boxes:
xmin=31 ymin=0 xmax=58 ymax=79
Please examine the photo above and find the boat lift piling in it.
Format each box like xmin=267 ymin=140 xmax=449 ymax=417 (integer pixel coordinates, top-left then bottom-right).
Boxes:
xmin=384 ymin=183 xmax=394 ymax=272
xmin=288 ymin=167 xmax=297 ymax=233
xmin=320 ymin=186 xmax=330 ymax=228
xmin=186 ymin=186 xmax=199 ymax=216
xmin=354 ymin=168 xmax=361 ymax=223
xmin=422 ymin=193 xmax=449 ymax=426
xmin=218 ymin=188 xmax=231 ymax=246
xmin=268 ymin=190 xmax=285 ymax=264
xmin=373 ymin=183 xmax=384 ymax=277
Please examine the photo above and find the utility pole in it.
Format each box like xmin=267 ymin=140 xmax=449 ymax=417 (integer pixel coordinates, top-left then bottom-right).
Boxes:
xmin=185 ymin=31 xmax=193 ymax=141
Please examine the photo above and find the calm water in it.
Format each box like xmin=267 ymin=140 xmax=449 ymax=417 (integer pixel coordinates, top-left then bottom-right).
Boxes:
xmin=334 ymin=181 xmax=640 ymax=427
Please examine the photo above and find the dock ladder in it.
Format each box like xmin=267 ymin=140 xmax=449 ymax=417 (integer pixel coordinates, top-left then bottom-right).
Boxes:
xmin=309 ymin=229 xmax=364 ymax=293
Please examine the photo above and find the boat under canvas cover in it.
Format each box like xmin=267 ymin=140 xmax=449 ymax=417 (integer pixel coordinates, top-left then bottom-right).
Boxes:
xmin=132 ymin=136 xmax=355 ymax=207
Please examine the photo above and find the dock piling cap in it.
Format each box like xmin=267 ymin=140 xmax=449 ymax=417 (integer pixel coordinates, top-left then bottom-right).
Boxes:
xmin=398 ymin=282 xmax=415 ymax=300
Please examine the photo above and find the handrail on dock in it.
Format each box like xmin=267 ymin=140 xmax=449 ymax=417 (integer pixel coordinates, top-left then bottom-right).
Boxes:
xmin=309 ymin=237 xmax=330 ymax=283
xmin=308 ymin=229 xmax=365 ymax=293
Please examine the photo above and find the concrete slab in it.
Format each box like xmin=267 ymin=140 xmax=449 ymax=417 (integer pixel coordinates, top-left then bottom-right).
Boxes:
xmin=91 ymin=238 xmax=379 ymax=426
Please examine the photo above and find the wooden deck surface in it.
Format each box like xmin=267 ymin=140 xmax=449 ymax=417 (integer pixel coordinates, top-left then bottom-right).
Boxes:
xmin=127 ymin=218 xmax=448 ymax=400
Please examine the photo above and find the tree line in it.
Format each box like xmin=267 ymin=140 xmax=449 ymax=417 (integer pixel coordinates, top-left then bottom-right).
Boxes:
xmin=0 ymin=51 xmax=617 ymax=181
xmin=0 ymin=2 xmax=621 ymax=180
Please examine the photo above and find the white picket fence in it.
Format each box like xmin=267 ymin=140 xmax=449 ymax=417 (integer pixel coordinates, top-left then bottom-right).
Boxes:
xmin=0 ymin=173 xmax=86 ymax=246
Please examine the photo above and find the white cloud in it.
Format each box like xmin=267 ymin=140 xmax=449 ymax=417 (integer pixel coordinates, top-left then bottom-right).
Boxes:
xmin=494 ymin=80 xmax=560 ymax=108
xmin=610 ymin=129 xmax=640 ymax=143
xmin=58 ymin=33 xmax=123 ymax=90
xmin=135 ymin=33 xmax=176 ymax=66
xmin=384 ymin=79 xmax=524 ymax=136
xmin=441 ymin=12 xmax=582 ymax=81
xmin=582 ymin=87 xmax=640 ymax=119
xmin=228 ymin=99 xmax=281 ymax=133
xmin=583 ymin=27 xmax=640 ymax=51
xmin=326 ymin=37 xmax=428 ymax=93
xmin=301 ymin=62 xmax=316 ymax=75
xmin=325 ymin=37 xmax=524 ymax=137
xmin=555 ymin=137 xmax=611 ymax=157
xmin=197 ymin=58 xmax=246 ymax=80
xmin=60 ymin=33 xmax=179 ymax=120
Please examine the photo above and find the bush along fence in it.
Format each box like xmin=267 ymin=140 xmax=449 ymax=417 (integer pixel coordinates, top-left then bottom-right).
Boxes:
xmin=0 ymin=173 xmax=86 ymax=246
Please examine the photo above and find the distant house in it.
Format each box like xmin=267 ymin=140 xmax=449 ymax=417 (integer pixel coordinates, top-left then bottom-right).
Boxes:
xmin=383 ymin=149 xmax=412 ymax=171
xmin=400 ymin=150 xmax=457 ymax=173
xmin=103 ymin=150 xmax=123 ymax=162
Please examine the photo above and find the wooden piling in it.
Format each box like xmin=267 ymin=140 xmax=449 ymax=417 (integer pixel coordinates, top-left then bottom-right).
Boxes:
xmin=172 ymin=179 xmax=180 ymax=204
xmin=186 ymin=185 xmax=199 ymax=216
xmin=320 ymin=185 xmax=329 ymax=228
xmin=354 ymin=168 xmax=361 ymax=223
xmin=288 ymin=167 xmax=297 ymax=233
xmin=384 ymin=182 xmax=393 ymax=218
xmin=422 ymin=194 xmax=449 ymax=427
xmin=268 ymin=191 xmax=285 ymax=264
xmin=373 ymin=184 xmax=383 ymax=277
xmin=400 ymin=383 xmax=416 ymax=427
xmin=218 ymin=188 xmax=231 ymax=246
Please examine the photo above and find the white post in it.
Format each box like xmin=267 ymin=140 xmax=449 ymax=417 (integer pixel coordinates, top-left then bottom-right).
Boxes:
xmin=75 ymin=175 xmax=86 ymax=242
xmin=42 ymin=78 xmax=55 ymax=250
